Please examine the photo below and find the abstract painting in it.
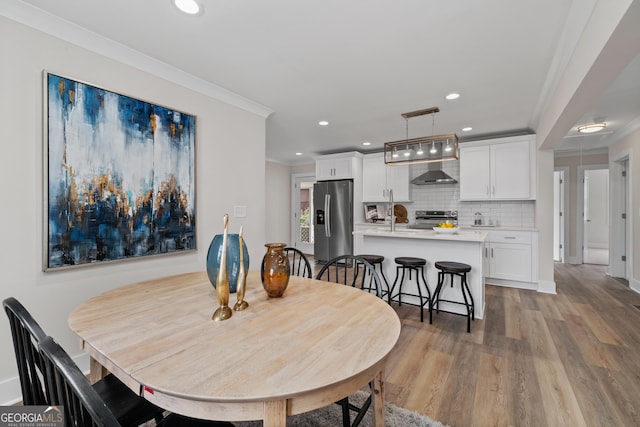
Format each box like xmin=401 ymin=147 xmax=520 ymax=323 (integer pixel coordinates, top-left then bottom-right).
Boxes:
xmin=45 ymin=72 xmax=196 ymax=270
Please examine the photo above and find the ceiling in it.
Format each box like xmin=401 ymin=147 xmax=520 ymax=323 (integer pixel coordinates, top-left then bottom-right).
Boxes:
xmin=11 ymin=0 xmax=640 ymax=163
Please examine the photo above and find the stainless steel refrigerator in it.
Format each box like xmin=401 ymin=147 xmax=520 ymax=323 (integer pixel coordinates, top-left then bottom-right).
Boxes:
xmin=313 ymin=179 xmax=353 ymax=263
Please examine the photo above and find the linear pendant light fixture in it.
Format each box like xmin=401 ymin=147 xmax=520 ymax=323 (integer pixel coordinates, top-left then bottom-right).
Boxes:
xmin=384 ymin=107 xmax=459 ymax=165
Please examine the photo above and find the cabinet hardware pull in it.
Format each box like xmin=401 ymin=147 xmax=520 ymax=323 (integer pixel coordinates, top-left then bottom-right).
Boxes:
xmin=504 ymin=236 xmax=516 ymax=239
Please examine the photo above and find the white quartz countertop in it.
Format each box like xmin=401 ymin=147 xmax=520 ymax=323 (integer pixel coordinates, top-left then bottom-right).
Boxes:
xmin=354 ymin=228 xmax=488 ymax=242
xmin=356 ymin=222 xmax=537 ymax=232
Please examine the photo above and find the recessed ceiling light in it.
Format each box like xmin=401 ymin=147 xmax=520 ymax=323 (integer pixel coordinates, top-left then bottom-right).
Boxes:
xmin=318 ymin=120 xmax=329 ymax=126
xmin=445 ymin=93 xmax=461 ymax=100
xmin=577 ymin=122 xmax=606 ymax=133
xmin=173 ymin=0 xmax=202 ymax=15
xmin=295 ymin=152 xmax=303 ymax=156
xmin=362 ymin=141 xmax=371 ymax=146
xmin=462 ymin=127 xmax=473 ymax=132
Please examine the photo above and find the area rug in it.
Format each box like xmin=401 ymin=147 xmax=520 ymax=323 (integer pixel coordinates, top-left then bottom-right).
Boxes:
xmin=233 ymin=391 xmax=448 ymax=427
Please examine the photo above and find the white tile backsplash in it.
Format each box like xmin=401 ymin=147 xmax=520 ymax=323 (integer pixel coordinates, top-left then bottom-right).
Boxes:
xmin=391 ymin=162 xmax=535 ymax=228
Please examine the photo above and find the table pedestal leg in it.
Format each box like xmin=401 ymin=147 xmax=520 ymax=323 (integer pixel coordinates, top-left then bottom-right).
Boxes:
xmin=263 ymin=400 xmax=287 ymax=427
xmin=371 ymin=371 xmax=385 ymax=427
xmin=89 ymin=356 xmax=108 ymax=384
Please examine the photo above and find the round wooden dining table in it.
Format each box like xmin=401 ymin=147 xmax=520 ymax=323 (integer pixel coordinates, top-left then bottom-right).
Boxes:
xmin=68 ymin=270 xmax=401 ymax=426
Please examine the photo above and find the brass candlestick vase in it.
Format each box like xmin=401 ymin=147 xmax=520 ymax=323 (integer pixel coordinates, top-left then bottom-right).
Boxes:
xmin=206 ymin=233 xmax=250 ymax=294
xmin=210 ymin=214 xmax=235 ymax=321
xmin=234 ymin=226 xmax=249 ymax=311
xmin=260 ymin=243 xmax=290 ymax=298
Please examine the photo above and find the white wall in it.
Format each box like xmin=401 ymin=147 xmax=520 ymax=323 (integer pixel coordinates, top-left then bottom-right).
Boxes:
xmin=265 ymin=161 xmax=293 ymax=244
xmin=264 ymin=162 xmax=315 ymax=246
xmin=0 ymin=16 xmax=267 ymax=403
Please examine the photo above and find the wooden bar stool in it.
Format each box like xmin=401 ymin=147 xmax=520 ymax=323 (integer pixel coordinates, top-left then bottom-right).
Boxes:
xmin=355 ymin=254 xmax=390 ymax=300
xmin=430 ymin=261 xmax=474 ymax=333
xmin=389 ymin=257 xmax=430 ymax=322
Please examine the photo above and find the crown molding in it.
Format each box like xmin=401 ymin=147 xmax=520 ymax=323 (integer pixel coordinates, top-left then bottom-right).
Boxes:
xmin=0 ymin=0 xmax=274 ymax=119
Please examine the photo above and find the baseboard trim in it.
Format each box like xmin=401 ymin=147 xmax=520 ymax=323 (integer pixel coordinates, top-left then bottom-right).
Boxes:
xmin=566 ymin=256 xmax=580 ymax=265
xmin=0 ymin=375 xmax=22 ymax=406
xmin=537 ymin=280 xmax=557 ymax=294
xmin=631 ymin=278 xmax=640 ymax=294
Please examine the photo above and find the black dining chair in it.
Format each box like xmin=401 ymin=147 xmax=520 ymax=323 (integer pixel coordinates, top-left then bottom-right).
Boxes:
xmin=315 ymin=254 xmax=382 ymax=298
xmin=39 ymin=336 xmax=235 ymax=427
xmin=3 ymin=297 xmax=164 ymax=425
xmin=284 ymin=246 xmax=313 ymax=278
xmin=314 ymin=255 xmax=379 ymax=426
xmin=3 ymin=297 xmax=47 ymax=406
xmin=4 ymin=297 xmax=235 ymax=427
xmin=39 ymin=336 xmax=121 ymax=427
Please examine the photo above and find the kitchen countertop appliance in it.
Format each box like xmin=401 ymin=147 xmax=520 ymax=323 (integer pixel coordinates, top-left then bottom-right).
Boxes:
xmin=407 ymin=210 xmax=458 ymax=229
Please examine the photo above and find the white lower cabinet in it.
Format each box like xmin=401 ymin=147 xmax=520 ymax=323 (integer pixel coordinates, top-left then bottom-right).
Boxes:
xmin=484 ymin=230 xmax=537 ymax=287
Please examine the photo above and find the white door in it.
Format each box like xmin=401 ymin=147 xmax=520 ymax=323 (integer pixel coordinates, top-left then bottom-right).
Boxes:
xmin=291 ymin=174 xmax=315 ymax=254
xmin=553 ymin=170 xmax=565 ymax=262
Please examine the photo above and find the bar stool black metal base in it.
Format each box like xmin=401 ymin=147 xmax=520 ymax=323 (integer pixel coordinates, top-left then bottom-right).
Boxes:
xmin=389 ymin=257 xmax=431 ymax=322
xmin=430 ymin=261 xmax=474 ymax=333
xmin=354 ymin=254 xmax=390 ymax=299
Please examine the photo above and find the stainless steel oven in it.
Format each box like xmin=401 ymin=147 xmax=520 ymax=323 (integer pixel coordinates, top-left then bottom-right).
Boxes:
xmin=407 ymin=210 xmax=458 ymax=229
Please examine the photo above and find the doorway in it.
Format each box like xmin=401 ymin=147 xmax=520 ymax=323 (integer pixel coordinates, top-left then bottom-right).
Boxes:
xmin=610 ymin=156 xmax=629 ymax=280
xmin=291 ymin=173 xmax=315 ymax=254
xmin=581 ymin=167 xmax=609 ymax=265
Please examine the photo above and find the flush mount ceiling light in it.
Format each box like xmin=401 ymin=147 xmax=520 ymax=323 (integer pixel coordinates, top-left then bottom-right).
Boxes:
xmin=577 ymin=122 xmax=606 ymax=133
xmin=173 ymin=0 xmax=203 ymax=15
xmin=445 ymin=93 xmax=460 ymax=100
xmin=383 ymin=107 xmax=459 ymax=165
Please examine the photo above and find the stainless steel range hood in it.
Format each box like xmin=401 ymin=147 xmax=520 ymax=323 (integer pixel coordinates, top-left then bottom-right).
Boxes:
xmin=411 ymin=162 xmax=457 ymax=185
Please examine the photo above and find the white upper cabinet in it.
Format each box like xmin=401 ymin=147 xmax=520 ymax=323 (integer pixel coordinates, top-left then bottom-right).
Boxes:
xmin=362 ymin=153 xmax=410 ymax=202
xmin=459 ymin=135 xmax=536 ymax=201
xmin=316 ymin=154 xmax=357 ymax=180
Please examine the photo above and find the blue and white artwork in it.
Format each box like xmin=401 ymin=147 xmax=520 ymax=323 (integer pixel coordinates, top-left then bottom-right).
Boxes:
xmin=45 ymin=73 xmax=196 ymax=269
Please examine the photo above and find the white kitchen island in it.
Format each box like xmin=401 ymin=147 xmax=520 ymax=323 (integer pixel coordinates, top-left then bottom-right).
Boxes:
xmin=354 ymin=228 xmax=488 ymax=319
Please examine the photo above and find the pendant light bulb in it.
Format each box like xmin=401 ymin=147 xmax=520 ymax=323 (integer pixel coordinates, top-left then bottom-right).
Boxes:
xmin=430 ymin=141 xmax=437 ymax=154
xmin=444 ymin=139 xmax=452 ymax=152
xmin=392 ymin=147 xmax=398 ymax=158
xmin=416 ymin=143 xmax=424 ymax=155
xmin=403 ymin=144 xmax=411 ymax=157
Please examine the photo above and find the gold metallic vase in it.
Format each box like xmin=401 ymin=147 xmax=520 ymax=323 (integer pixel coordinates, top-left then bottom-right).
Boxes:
xmin=212 ymin=214 xmax=233 ymax=321
xmin=234 ymin=226 xmax=249 ymax=311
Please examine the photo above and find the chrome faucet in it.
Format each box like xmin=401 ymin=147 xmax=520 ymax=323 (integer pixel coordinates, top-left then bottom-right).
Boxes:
xmin=389 ymin=189 xmax=395 ymax=232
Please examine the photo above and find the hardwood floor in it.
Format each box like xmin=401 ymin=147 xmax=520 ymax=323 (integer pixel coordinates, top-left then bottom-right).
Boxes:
xmin=313 ymin=261 xmax=640 ymax=426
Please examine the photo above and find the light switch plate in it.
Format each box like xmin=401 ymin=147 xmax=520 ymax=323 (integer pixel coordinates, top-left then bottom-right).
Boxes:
xmin=234 ymin=206 xmax=247 ymax=218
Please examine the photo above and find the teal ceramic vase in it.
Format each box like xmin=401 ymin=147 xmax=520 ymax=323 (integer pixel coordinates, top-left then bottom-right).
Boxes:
xmin=206 ymin=234 xmax=249 ymax=293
